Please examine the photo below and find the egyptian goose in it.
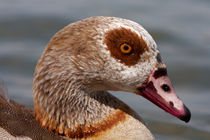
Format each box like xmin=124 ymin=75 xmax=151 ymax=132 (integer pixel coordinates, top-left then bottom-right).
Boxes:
xmin=0 ymin=16 xmax=191 ymax=140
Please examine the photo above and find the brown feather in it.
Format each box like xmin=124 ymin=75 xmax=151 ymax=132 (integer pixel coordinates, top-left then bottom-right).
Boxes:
xmin=104 ymin=27 xmax=149 ymax=66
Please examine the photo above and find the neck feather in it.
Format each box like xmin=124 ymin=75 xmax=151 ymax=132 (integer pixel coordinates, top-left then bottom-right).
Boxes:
xmin=33 ymin=69 xmax=135 ymax=138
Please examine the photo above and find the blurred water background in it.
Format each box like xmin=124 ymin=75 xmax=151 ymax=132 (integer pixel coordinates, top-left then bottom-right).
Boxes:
xmin=0 ymin=0 xmax=210 ymax=139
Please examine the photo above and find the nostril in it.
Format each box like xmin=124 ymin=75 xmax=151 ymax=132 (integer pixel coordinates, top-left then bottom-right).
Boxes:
xmin=169 ymin=101 xmax=174 ymax=107
xmin=161 ymin=84 xmax=171 ymax=92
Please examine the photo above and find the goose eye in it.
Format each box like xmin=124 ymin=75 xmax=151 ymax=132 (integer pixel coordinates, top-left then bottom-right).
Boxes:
xmin=120 ymin=43 xmax=133 ymax=54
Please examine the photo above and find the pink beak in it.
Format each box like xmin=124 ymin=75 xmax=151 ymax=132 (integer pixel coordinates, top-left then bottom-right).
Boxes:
xmin=136 ymin=68 xmax=191 ymax=123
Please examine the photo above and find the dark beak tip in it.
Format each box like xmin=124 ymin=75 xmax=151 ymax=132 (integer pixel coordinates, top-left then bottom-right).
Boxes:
xmin=180 ymin=105 xmax=191 ymax=123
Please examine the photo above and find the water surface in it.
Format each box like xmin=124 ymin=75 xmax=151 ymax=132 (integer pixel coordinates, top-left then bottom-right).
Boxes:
xmin=0 ymin=0 xmax=210 ymax=139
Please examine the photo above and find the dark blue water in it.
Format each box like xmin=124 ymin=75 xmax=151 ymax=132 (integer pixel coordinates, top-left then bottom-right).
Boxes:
xmin=0 ymin=0 xmax=210 ymax=139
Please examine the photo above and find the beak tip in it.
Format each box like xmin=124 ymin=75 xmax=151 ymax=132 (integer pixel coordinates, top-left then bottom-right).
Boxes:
xmin=179 ymin=105 xmax=191 ymax=123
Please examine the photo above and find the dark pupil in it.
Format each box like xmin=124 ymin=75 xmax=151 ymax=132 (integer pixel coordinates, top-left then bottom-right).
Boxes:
xmin=161 ymin=84 xmax=170 ymax=92
xmin=123 ymin=45 xmax=129 ymax=50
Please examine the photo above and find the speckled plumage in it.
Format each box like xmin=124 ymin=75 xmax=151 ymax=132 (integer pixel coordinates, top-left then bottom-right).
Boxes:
xmin=33 ymin=16 xmax=158 ymax=139
xmin=0 ymin=86 xmax=63 ymax=140
xmin=0 ymin=16 xmax=164 ymax=139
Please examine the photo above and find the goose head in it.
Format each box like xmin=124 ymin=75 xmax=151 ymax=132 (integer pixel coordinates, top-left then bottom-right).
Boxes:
xmin=34 ymin=16 xmax=190 ymax=124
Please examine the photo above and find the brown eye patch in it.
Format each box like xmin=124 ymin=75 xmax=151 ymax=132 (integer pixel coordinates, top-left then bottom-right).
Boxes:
xmin=104 ymin=27 xmax=149 ymax=66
